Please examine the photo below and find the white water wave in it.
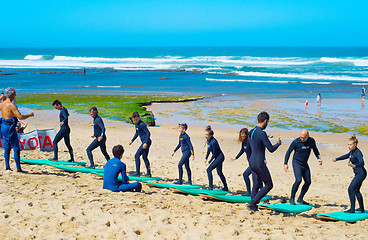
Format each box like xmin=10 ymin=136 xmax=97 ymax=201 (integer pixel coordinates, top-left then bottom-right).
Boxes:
xmin=234 ymin=71 xmax=368 ymax=82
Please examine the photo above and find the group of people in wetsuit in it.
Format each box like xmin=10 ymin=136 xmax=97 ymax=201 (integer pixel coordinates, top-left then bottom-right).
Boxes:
xmin=0 ymin=87 xmax=366 ymax=214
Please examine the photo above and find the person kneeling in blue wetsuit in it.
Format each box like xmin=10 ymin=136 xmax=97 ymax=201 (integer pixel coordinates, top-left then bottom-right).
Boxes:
xmin=103 ymin=145 xmax=142 ymax=192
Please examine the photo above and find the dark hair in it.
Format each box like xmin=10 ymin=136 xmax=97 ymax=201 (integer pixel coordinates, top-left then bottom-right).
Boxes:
xmin=238 ymin=128 xmax=248 ymax=142
xmin=205 ymin=125 xmax=214 ymax=136
xmin=89 ymin=106 xmax=98 ymax=113
xmin=257 ymin=111 xmax=269 ymax=123
xmin=349 ymin=135 xmax=358 ymax=145
xmin=132 ymin=112 xmax=140 ymax=118
xmin=179 ymin=123 xmax=188 ymax=130
xmin=52 ymin=100 xmax=62 ymax=106
xmin=112 ymin=145 xmax=125 ymax=158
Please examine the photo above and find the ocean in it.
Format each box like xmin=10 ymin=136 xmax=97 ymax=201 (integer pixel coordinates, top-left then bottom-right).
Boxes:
xmin=1 ymin=47 xmax=368 ymax=133
xmin=0 ymin=47 xmax=368 ymax=98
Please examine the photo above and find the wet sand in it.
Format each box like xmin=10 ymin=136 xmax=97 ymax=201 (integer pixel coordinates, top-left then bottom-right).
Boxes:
xmin=0 ymin=109 xmax=367 ymax=239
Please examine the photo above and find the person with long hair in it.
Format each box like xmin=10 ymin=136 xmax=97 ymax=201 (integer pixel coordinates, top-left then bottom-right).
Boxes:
xmin=172 ymin=123 xmax=194 ymax=185
xmin=330 ymin=135 xmax=366 ymax=213
xmin=204 ymin=125 xmax=228 ymax=191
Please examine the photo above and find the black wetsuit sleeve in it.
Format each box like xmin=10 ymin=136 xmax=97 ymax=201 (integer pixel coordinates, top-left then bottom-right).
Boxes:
xmin=261 ymin=131 xmax=280 ymax=153
xmin=141 ymin=122 xmax=151 ymax=144
xmin=235 ymin=144 xmax=245 ymax=159
xmin=311 ymin=139 xmax=321 ymax=159
xmin=284 ymin=140 xmax=296 ymax=165
xmin=131 ymin=126 xmax=139 ymax=142
xmin=120 ymin=162 xmax=129 ymax=184
xmin=174 ymin=139 xmax=181 ymax=152
xmin=205 ymin=143 xmax=211 ymax=160
xmin=96 ymin=117 xmax=105 ymax=137
xmin=336 ymin=153 xmax=350 ymax=161
xmin=355 ymin=150 xmax=364 ymax=167
xmin=246 ymin=139 xmax=252 ymax=159
xmin=60 ymin=108 xmax=69 ymax=123
xmin=185 ymin=135 xmax=194 ymax=155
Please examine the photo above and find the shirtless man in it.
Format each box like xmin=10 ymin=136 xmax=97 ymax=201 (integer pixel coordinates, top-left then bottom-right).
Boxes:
xmin=0 ymin=88 xmax=34 ymax=171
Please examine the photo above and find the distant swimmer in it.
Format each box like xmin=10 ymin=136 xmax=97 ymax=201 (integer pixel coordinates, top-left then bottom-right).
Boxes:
xmin=172 ymin=123 xmax=194 ymax=185
xmin=316 ymin=93 xmax=322 ymax=106
xmin=86 ymin=107 xmax=110 ymax=168
xmin=247 ymin=112 xmax=281 ymax=212
xmin=103 ymin=145 xmax=142 ymax=192
xmin=129 ymin=112 xmax=152 ymax=177
xmin=330 ymin=135 xmax=366 ymax=213
xmin=16 ymin=121 xmax=28 ymax=133
xmin=0 ymin=87 xmax=34 ymax=172
xmin=361 ymin=86 xmax=366 ymax=100
xmin=204 ymin=126 xmax=228 ymax=191
xmin=49 ymin=100 xmax=74 ymax=162
xmin=83 ymin=67 xmax=86 ymax=75
xmin=284 ymin=129 xmax=322 ymax=205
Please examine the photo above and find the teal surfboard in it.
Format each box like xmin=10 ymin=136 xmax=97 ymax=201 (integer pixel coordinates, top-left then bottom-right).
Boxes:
xmin=258 ymin=203 xmax=313 ymax=213
xmin=146 ymin=181 xmax=202 ymax=189
xmin=19 ymin=157 xmax=86 ymax=166
xmin=49 ymin=164 xmax=104 ymax=173
xmin=317 ymin=210 xmax=368 ymax=222
xmin=172 ymin=187 xmax=229 ymax=196
xmin=199 ymin=193 xmax=272 ymax=203
xmin=92 ymin=172 xmax=162 ymax=182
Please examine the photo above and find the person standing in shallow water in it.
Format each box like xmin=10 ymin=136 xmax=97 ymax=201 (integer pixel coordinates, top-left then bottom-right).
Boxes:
xmin=129 ymin=112 xmax=152 ymax=177
xmin=0 ymin=87 xmax=34 ymax=172
xmin=49 ymin=100 xmax=74 ymax=162
xmin=316 ymin=93 xmax=322 ymax=106
xmin=204 ymin=125 xmax=229 ymax=191
xmin=246 ymin=111 xmax=281 ymax=212
xmin=284 ymin=129 xmax=322 ymax=205
xmin=86 ymin=107 xmax=110 ymax=168
xmin=361 ymin=86 xmax=366 ymax=100
xmin=172 ymin=123 xmax=194 ymax=185
xmin=330 ymin=135 xmax=366 ymax=213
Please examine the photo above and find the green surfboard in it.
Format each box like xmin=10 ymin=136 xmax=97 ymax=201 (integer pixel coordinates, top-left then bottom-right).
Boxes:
xmin=317 ymin=210 xmax=368 ymax=222
xmin=172 ymin=187 xmax=229 ymax=196
xmin=258 ymin=203 xmax=313 ymax=213
xmin=91 ymin=172 xmax=162 ymax=182
xmin=18 ymin=157 xmax=86 ymax=166
xmin=146 ymin=181 xmax=202 ymax=189
xmin=49 ymin=164 xmax=104 ymax=173
xmin=199 ymin=193 xmax=272 ymax=203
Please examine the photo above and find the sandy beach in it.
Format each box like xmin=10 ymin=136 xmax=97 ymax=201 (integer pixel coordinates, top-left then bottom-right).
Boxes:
xmin=0 ymin=108 xmax=367 ymax=239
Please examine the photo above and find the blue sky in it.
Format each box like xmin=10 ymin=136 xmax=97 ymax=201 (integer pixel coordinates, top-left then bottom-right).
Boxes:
xmin=1 ymin=0 xmax=367 ymax=47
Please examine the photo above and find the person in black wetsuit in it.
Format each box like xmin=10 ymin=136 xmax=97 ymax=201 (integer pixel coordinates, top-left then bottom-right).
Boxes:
xmin=129 ymin=112 xmax=152 ymax=177
xmin=284 ymin=129 xmax=322 ymax=205
xmin=231 ymin=128 xmax=266 ymax=196
xmin=103 ymin=145 xmax=142 ymax=192
xmin=330 ymin=135 xmax=366 ymax=213
xmin=247 ymin=111 xmax=281 ymax=212
xmin=204 ymin=125 xmax=228 ymax=191
xmin=49 ymin=100 xmax=74 ymax=162
xmin=172 ymin=123 xmax=194 ymax=185
xmin=86 ymin=107 xmax=110 ymax=168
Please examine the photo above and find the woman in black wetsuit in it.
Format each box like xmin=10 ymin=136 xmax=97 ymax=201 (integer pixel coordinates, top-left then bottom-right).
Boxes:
xmin=204 ymin=125 xmax=228 ymax=191
xmin=330 ymin=135 xmax=366 ymax=213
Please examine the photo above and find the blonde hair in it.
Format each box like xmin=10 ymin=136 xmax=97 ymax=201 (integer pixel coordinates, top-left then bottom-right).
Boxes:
xmin=349 ymin=135 xmax=358 ymax=145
